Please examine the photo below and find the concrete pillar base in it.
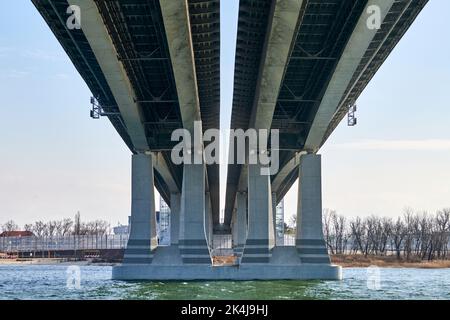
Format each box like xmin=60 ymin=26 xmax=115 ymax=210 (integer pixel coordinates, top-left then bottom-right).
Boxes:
xmin=112 ymin=263 xmax=342 ymax=280
xmin=296 ymin=239 xmax=331 ymax=264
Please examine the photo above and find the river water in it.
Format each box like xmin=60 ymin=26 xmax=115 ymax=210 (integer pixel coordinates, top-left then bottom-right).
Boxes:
xmin=0 ymin=265 xmax=449 ymax=300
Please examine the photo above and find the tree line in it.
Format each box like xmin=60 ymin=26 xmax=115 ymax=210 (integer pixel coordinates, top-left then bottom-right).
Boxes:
xmin=322 ymin=208 xmax=450 ymax=261
xmin=1 ymin=212 xmax=110 ymax=237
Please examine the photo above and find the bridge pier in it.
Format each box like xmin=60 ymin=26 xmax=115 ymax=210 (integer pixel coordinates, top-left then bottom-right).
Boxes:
xmin=113 ymin=154 xmax=339 ymax=280
xmin=179 ymin=163 xmax=211 ymax=264
xmin=123 ymin=153 xmax=157 ymax=264
xmin=296 ymin=154 xmax=331 ymax=264
xmin=241 ymin=164 xmax=275 ymax=264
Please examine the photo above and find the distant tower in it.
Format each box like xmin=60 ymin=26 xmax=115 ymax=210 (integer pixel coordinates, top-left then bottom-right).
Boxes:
xmin=158 ymin=197 xmax=171 ymax=245
xmin=275 ymin=199 xmax=284 ymax=245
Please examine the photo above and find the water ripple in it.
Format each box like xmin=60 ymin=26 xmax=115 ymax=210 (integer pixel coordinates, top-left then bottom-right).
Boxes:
xmin=0 ymin=265 xmax=449 ymax=299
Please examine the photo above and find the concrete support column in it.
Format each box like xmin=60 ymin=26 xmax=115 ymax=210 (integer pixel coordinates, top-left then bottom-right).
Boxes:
xmin=296 ymin=154 xmax=330 ymax=264
xmin=205 ymin=192 xmax=213 ymax=247
xmin=179 ymin=163 xmax=211 ymax=264
xmin=272 ymin=192 xmax=278 ymax=246
xmin=231 ymin=210 xmax=237 ymax=247
xmin=170 ymin=192 xmax=181 ymax=245
xmin=124 ymin=153 xmax=157 ymax=264
xmin=241 ymin=164 xmax=274 ymax=263
xmin=234 ymin=192 xmax=247 ymax=257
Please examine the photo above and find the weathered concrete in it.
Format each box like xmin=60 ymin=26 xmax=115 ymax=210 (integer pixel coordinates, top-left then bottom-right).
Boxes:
xmin=233 ymin=192 xmax=248 ymax=257
xmin=179 ymin=163 xmax=211 ymax=264
xmin=296 ymin=154 xmax=330 ymax=264
xmin=269 ymin=246 xmax=301 ymax=265
xmin=151 ymin=245 xmax=183 ymax=266
xmin=205 ymin=192 xmax=213 ymax=247
xmin=271 ymin=151 xmax=306 ymax=193
xmin=153 ymin=152 xmax=180 ymax=194
xmin=160 ymin=0 xmax=201 ymax=133
xmin=241 ymin=164 xmax=275 ymax=263
xmin=250 ymin=0 xmax=304 ymax=130
xmin=123 ymin=154 xmax=157 ymax=264
xmin=112 ymin=263 xmax=342 ymax=280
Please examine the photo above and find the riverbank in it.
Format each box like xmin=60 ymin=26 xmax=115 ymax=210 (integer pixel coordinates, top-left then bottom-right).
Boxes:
xmin=2 ymin=255 xmax=450 ymax=269
xmin=0 ymin=258 xmax=118 ymax=266
xmin=331 ymin=254 xmax=450 ymax=268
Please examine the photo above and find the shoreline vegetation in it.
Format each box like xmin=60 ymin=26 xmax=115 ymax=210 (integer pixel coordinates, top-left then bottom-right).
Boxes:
xmin=331 ymin=254 xmax=450 ymax=268
xmin=0 ymin=258 xmax=119 ymax=266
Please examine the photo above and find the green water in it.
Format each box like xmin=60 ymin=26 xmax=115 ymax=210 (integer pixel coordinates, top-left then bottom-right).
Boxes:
xmin=0 ymin=265 xmax=449 ymax=299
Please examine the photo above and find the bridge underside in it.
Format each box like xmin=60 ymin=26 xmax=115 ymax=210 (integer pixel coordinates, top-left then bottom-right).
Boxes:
xmin=225 ymin=0 xmax=429 ymax=228
xmin=33 ymin=0 xmax=220 ymax=223
xmin=33 ymin=0 xmax=427 ymax=280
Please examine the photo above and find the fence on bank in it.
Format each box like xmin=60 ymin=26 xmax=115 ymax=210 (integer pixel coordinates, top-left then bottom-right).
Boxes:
xmin=0 ymin=234 xmax=129 ymax=253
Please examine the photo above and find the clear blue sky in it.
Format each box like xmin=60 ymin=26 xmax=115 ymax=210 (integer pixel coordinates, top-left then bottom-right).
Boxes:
xmin=0 ymin=1 xmax=449 ymax=227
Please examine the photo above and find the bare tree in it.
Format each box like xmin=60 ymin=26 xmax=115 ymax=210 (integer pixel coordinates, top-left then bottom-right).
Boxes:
xmin=61 ymin=218 xmax=73 ymax=236
xmin=350 ymin=217 xmax=369 ymax=256
xmin=323 ymin=209 xmax=335 ymax=254
xmin=1 ymin=220 xmax=19 ymax=232
xmin=391 ymin=217 xmax=405 ymax=259
xmin=434 ymin=209 xmax=450 ymax=259
xmin=403 ymin=208 xmax=415 ymax=260
xmin=32 ymin=221 xmax=46 ymax=238
xmin=73 ymin=212 xmax=81 ymax=235
xmin=84 ymin=220 xmax=110 ymax=236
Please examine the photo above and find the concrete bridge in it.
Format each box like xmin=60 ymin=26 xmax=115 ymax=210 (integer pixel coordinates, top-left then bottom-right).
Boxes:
xmin=33 ymin=0 xmax=428 ymax=280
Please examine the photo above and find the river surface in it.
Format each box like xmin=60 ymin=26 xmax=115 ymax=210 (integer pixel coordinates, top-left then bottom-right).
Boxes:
xmin=0 ymin=265 xmax=449 ymax=300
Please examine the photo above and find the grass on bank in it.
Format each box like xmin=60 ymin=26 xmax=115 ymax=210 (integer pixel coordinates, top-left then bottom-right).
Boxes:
xmin=331 ymin=254 xmax=450 ymax=268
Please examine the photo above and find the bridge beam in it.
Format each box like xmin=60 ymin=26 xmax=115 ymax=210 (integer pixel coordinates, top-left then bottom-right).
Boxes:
xmin=250 ymin=0 xmax=304 ymax=131
xmin=160 ymin=0 xmax=201 ymax=133
xmin=160 ymin=0 xmax=220 ymax=227
xmin=231 ymin=0 xmax=304 ymax=225
xmin=305 ymin=0 xmax=395 ymax=151
xmin=68 ymin=0 xmax=148 ymax=152
xmin=68 ymin=0 xmax=180 ymax=200
xmin=153 ymin=152 xmax=180 ymax=194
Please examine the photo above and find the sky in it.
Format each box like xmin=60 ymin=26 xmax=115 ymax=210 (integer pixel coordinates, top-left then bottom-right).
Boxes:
xmin=0 ymin=0 xmax=449 ymax=228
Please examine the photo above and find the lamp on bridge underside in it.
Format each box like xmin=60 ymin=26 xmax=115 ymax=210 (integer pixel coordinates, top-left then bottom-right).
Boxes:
xmin=90 ymin=96 xmax=120 ymax=119
xmin=347 ymin=104 xmax=357 ymax=127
